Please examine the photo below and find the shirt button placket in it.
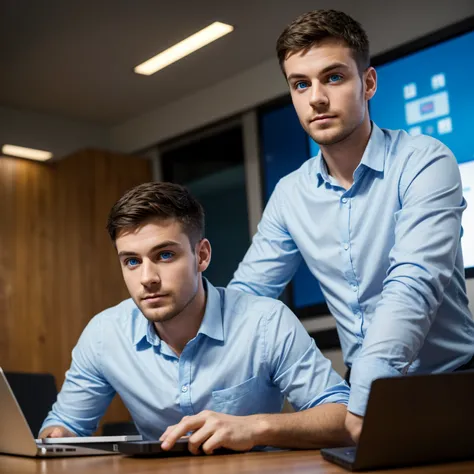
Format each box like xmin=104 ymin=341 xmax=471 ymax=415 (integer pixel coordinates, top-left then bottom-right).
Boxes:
xmin=178 ymin=346 xmax=193 ymax=416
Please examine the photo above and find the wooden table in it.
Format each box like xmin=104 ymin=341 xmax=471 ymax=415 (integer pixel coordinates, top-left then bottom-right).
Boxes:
xmin=1 ymin=450 xmax=473 ymax=473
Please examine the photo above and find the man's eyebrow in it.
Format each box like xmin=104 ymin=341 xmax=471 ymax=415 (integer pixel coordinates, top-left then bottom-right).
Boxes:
xmin=287 ymin=73 xmax=308 ymax=82
xmin=118 ymin=241 xmax=181 ymax=258
xmin=318 ymin=62 xmax=350 ymax=75
xmin=287 ymin=62 xmax=350 ymax=82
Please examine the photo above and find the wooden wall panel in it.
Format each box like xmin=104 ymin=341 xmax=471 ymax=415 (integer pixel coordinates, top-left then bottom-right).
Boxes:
xmin=0 ymin=149 xmax=152 ymax=430
xmin=0 ymin=157 xmax=55 ymax=374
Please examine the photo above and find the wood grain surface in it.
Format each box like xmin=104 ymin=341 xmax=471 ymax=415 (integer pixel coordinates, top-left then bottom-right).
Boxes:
xmin=0 ymin=450 xmax=473 ymax=474
xmin=0 ymin=150 xmax=152 ymax=427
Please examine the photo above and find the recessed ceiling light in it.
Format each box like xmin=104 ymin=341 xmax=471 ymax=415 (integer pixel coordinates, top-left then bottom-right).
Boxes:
xmin=134 ymin=21 xmax=234 ymax=76
xmin=2 ymin=144 xmax=53 ymax=161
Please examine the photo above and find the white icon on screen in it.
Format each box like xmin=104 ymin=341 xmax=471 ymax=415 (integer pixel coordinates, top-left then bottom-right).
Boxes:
xmin=437 ymin=117 xmax=453 ymax=135
xmin=405 ymin=91 xmax=450 ymax=125
xmin=431 ymin=73 xmax=446 ymax=90
xmin=408 ymin=126 xmax=422 ymax=136
xmin=403 ymin=83 xmax=417 ymax=100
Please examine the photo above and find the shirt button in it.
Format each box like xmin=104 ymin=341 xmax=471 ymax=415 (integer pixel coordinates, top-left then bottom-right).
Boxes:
xmin=351 ymin=285 xmax=358 ymax=292
xmin=344 ymin=243 xmax=349 ymax=250
xmin=341 ymin=197 xmax=348 ymax=204
xmin=181 ymin=385 xmax=188 ymax=393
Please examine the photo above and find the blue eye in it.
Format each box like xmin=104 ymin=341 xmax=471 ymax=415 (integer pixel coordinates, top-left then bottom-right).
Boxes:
xmin=295 ymin=81 xmax=309 ymax=91
xmin=328 ymin=74 xmax=343 ymax=83
xmin=159 ymin=251 xmax=174 ymax=261
xmin=126 ymin=258 xmax=140 ymax=268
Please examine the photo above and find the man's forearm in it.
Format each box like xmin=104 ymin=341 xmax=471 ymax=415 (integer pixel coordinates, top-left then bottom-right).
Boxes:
xmin=249 ymin=403 xmax=353 ymax=449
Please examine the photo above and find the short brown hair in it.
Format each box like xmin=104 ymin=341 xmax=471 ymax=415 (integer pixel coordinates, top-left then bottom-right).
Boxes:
xmin=276 ymin=10 xmax=370 ymax=74
xmin=106 ymin=182 xmax=205 ymax=247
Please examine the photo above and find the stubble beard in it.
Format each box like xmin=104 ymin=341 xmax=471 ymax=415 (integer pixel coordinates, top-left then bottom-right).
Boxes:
xmin=139 ymin=284 xmax=199 ymax=324
xmin=309 ymin=116 xmax=362 ymax=147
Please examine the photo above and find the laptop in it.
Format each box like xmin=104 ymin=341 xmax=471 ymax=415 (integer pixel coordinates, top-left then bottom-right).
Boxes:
xmin=321 ymin=371 xmax=474 ymax=471
xmin=4 ymin=371 xmax=58 ymax=438
xmin=0 ymin=367 xmax=141 ymax=457
xmin=117 ymin=438 xmax=246 ymax=457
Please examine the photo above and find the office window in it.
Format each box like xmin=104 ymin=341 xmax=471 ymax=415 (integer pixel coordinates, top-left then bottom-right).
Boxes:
xmin=161 ymin=124 xmax=249 ymax=287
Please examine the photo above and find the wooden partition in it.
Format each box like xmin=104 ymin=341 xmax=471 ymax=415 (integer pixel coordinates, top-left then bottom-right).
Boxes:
xmin=0 ymin=149 xmax=152 ymax=428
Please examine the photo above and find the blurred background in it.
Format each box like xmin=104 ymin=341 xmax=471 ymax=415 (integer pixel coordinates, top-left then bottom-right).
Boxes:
xmin=1 ymin=0 xmax=474 ymax=432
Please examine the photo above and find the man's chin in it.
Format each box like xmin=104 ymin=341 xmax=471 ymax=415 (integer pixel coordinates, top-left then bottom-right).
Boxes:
xmin=309 ymin=128 xmax=350 ymax=147
xmin=145 ymin=311 xmax=172 ymax=321
xmin=138 ymin=305 xmax=176 ymax=323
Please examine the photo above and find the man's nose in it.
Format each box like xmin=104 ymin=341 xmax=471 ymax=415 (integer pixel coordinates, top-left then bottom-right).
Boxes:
xmin=140 ymin=260 xmax=160 ymax=287
xmin=309 ymin=82 xmax=329 ymax=108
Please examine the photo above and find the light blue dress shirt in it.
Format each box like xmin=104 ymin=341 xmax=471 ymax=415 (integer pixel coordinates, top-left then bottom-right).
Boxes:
xmin=229 ymin=123 xmax=474 ymax=416
xmin=41 ymin=280 xmax=349 ymax=439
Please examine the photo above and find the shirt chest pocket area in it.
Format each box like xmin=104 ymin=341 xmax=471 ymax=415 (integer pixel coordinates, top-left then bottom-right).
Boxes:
xmin=211 ymin=375 xmax=259 ymax=416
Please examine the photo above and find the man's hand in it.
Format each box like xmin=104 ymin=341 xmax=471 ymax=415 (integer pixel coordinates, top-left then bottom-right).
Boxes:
xmin=38 ymin=425 xmax=76 ymax=439
xmin=345 ymin=412 xmax=363 ymax=444
xmin=159 ymin=410 xmax=266 ymax=455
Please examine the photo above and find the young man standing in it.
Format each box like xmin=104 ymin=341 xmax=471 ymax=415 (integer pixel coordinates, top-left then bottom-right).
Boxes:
xmin=39 ymin=182 xmax=351 ymax=453
xmin=229 ymin=10 xmax=474 ymax=441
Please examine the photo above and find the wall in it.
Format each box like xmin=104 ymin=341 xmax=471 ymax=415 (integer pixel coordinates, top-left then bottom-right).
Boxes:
xmin=0 ymin=150 xmax=152 ymax=428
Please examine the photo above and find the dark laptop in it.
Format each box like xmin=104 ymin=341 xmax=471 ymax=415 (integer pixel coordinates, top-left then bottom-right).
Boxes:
xmin=321 ymin=371 xmax=474 ymax=471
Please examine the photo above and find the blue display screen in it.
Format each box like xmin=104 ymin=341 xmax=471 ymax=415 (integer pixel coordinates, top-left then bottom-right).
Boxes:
xmin=370 ymin=29 xmax=474 ymax=269
xmin=260 ymin=103 xmax=326 ymax=309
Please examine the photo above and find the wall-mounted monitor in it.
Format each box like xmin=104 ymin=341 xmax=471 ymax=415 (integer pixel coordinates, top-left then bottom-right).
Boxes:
xmin=370 ymin=16 xmax=474 ymax=278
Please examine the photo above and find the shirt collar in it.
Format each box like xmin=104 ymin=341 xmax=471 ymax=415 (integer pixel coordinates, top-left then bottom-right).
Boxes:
xmin=314 ymin=122 xmax=386 ymax=186
xmin=196 ymin=278 xmax=224 ymax=342
xmin=358 ymin=122 xmax=386 ymax=173
xmin=131 ymin=306 xmax=155 ymax=346
xmin=314 ymin=154 xmax=330 ymax=187
xmin=131 ymin=277 xmax=224 ymax=347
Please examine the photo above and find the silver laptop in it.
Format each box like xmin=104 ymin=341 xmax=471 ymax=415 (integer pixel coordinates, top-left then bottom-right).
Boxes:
xmin=0 ymin=367 xmax=141 ymax=457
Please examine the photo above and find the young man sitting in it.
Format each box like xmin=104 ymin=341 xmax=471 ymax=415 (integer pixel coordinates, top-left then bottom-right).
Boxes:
xmin=40 ymin=182 xmax=351 ymax=453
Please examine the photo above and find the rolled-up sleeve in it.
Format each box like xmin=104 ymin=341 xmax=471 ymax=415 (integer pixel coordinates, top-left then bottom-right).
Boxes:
xmin=40 ymin=315 xmax=116 ymax=436
xmin=265 ymin=301 xmax=350 ymax=409
xmin=349 ymin=142 xmax=466 ymax=415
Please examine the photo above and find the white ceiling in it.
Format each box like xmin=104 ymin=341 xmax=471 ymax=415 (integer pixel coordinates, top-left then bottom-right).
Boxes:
xmin=0 ymin=0 xmax=360 ymax=125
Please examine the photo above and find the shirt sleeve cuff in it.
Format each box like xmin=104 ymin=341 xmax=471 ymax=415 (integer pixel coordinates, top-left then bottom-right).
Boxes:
xmin=348 ymin=358 xmax=402 ymax=416
xmin=304 ymin=381 xmax=351 ymax=409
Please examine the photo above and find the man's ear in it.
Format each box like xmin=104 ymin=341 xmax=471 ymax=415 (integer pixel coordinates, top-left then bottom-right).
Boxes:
xmin=195 ymin=238 xmax=211 ymax=273
xmin=364 ymin=66 xmax=377 ymax=101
